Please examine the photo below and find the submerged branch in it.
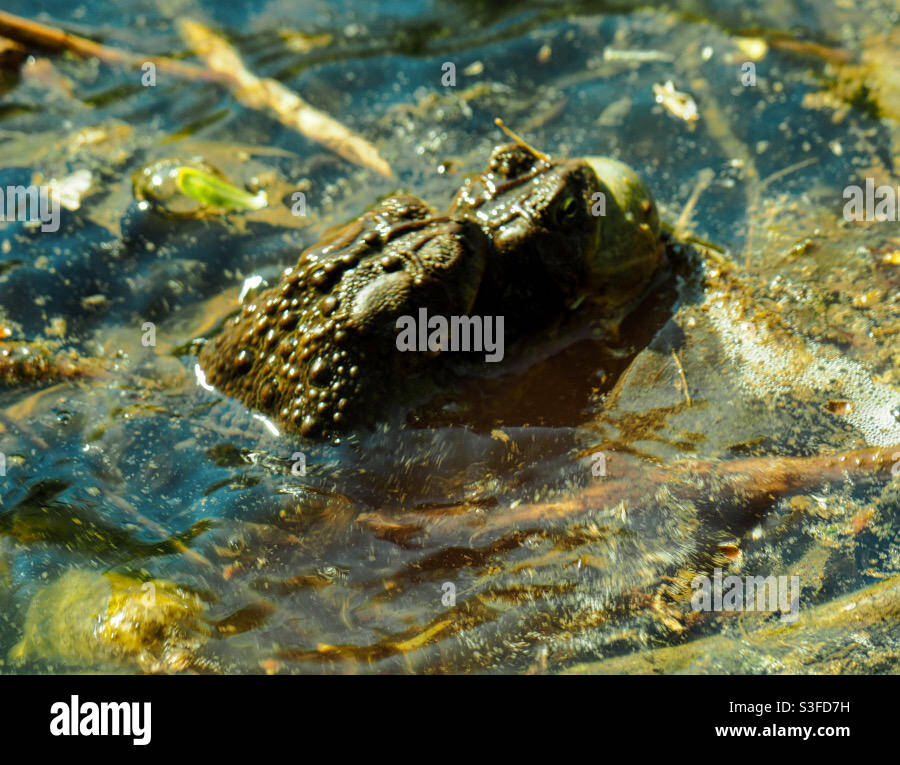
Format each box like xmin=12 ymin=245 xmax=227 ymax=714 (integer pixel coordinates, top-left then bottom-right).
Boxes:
xmin=358 ymin=445 xmax=900 ymax=547
xmin=178 ymin=20 xmax=393 ymax=178
xmin=0 ymin=10 xmax=224 ymax=82
xmin=0 ymin=11 xmax=393 ymax=177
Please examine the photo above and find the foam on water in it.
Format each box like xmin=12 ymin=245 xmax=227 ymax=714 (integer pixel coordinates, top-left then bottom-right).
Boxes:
xmin=703 ymin=276 xmax=900 ymax=447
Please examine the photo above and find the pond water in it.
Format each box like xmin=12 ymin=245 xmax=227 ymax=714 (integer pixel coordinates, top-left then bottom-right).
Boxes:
xmin=0 ymin=0 xmax=898 ymax=673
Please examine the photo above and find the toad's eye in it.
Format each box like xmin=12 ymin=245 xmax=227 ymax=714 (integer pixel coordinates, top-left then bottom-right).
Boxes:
xmin=554 ymin=194 xmax=580 ymax=225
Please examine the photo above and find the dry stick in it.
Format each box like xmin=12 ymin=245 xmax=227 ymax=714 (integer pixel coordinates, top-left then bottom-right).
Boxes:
xmin=0 ymin=10 xmax=226 ymax=83
xmin=0 ymin=34 xmax=27 ymax=68
xmin=494 ymin=117 xmax=551 ymax=162
xmin=178 ymin=20 xmax=393 ymax=178
xmin=0 ymin=10 xmax=393 ymax=177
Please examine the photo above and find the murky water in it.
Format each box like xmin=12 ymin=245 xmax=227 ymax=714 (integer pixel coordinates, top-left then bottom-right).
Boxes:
xmin=0 ymin=0 xmax=898 ymax=673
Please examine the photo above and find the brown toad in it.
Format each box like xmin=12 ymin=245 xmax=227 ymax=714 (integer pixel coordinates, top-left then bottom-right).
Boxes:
xmin=451 ymin=143 xmax=662 ymax=331
xmin=198 ymin=144 xmax=662 ymax=438
xmin=198 ymin=195 xmax=490 ymax=438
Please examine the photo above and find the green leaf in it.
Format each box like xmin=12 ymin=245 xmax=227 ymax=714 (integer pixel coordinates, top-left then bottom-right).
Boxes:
xmin=175 ymin=166 xmax=267 ymax=211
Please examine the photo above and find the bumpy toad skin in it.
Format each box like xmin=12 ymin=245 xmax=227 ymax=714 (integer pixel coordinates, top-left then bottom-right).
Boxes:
xmin=199 ymin=146 xmax=662 ymax=439
xmin=199 ymin=195 xmax=490 ymax=438
xmin=450 ymin=144 xmax=662 ymax=329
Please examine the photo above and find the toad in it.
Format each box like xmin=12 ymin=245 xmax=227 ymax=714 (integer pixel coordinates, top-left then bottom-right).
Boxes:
xmin=198 ymin=143 xmax=663 ymax=438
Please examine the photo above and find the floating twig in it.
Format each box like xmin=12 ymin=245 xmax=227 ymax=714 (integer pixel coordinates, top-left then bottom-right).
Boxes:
xmin=494 ymin=117 xmax=551 ymax=162
xmin=0 ymin=10 xmax=225 ymax=83
xmin=178 ymin=20 xmax=393 ymax=178
xmin=0 ymin=11 xmax=393 ymax=177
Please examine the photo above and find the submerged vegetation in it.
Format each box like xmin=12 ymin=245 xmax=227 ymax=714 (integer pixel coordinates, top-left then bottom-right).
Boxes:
xmin=0 ymin=0 xmax=898 ymax=674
